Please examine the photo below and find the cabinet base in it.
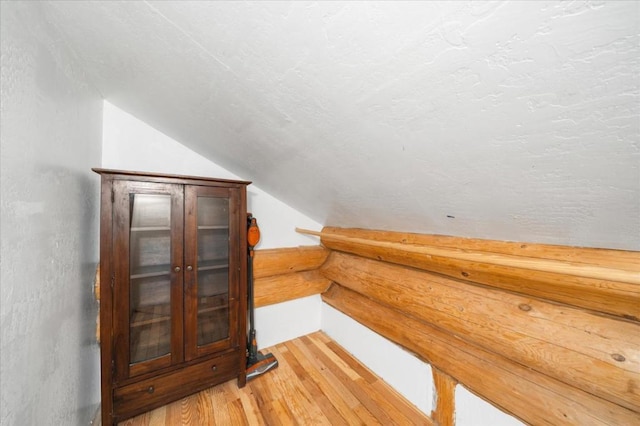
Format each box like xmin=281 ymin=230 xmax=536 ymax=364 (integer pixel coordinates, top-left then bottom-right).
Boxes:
xmin=111 ymin=351 xmax=240 ymax=424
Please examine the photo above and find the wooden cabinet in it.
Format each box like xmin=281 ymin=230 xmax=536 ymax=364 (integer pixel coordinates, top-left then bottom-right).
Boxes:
xmin=94 ymin=169 xmax=249 ymax=425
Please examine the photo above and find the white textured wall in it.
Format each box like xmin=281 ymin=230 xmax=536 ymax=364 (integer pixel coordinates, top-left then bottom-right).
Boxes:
xmin=0 ymin=2 xmax=102 ymax=425
xmin=102 ymin=101 xmax=321 ymax=250
xmin=456 ymin=386 xmax=524 ymax=426
xmin=41 ymin=1 xmax=640 ymax=251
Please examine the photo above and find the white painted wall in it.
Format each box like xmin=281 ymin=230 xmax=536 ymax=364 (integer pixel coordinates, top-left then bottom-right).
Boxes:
xmin=456 ymin=386 xmax=524 ymax=426
xmin=102 ymin=101 xmax=321 ymax=250
xmin=254 ymin=295 xmax=322 ymax=350
xmin=1 ymin=2 xmax=102 ymax=425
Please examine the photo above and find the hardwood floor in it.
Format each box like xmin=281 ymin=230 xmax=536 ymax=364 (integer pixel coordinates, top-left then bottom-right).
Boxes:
xmin=119 ymin=331 xmax=432 ymax=425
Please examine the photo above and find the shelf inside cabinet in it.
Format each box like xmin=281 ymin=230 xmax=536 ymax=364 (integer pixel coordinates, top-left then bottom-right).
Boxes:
xmin=131 ymin=304 xmax=171 ymax=328
xmin=130 ymin=226 xmax=171 ymax=232
xmin=130 ymin=264 xmax=171 ymax=279
xmin=198 ymin=294 xmax=228 ymax=315
xmin=130 ymin=304 xmax=171 ymax=364
xmin=197 ymin=225 xmax=229 ymax=230
xmin=198 ymin=259 xmax=229 ymax=271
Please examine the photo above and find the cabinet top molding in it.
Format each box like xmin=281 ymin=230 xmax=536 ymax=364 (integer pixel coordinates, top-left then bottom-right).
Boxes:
xmin=92 ymin=168 xmax=252 ymax=186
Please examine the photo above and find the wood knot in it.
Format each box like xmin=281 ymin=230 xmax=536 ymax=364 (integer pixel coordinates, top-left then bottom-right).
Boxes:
xmin=611 ymin=353 xmax=626 ymax=362
xmin=518 ymin=304 xmax=532 ymax=312
xmin=461 ymin=271 xmax=469 ymax=278
xmin=520 ymin=244 xmax=527 ymax=249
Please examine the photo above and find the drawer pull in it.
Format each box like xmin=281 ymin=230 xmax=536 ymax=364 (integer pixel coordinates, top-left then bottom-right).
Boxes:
xmin=147 ymin=386 xmax=154 ymax=394
xmin=212 ymin=365 xmax=217 ymax=372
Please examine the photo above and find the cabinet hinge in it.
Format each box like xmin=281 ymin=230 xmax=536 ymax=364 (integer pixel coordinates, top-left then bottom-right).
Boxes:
xmin=111 ymin=187 xmax=115 ymax=203
xmin=111 ymin=359 xmax=115 ymax=377
xmin=111 ymin=274 xmax=115 ymax=288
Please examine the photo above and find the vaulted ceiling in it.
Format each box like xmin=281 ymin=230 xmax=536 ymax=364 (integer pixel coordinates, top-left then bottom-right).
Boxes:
xmin=40 ymin=1 xmax=638 ymax=249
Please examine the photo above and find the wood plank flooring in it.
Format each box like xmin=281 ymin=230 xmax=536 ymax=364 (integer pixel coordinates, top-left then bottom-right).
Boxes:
xmin=119 ymin=331 xmax=432 ymax=425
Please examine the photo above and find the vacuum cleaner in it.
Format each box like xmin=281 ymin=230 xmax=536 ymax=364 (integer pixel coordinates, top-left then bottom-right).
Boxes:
xmin=246 ymin=213 xmax=279 ymax=381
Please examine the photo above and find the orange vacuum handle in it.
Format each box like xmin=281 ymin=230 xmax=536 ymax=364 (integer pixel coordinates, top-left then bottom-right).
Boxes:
xmin=247 ymin=216 xmax=261 ymax=251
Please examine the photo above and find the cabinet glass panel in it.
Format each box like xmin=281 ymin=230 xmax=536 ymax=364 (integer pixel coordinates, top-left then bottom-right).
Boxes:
xmin=129 ymin=194 xmax=172 ymax=364
xmin=197 ymin=196 xmax=230 ymax=346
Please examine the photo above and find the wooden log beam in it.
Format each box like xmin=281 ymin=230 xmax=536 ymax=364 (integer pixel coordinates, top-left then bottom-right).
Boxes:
xmin=254 ymin=270 xmax=331 ymax=308
xmin=297 ymin=227 xmax=640 ymax=320
xmin=253 ymin=246 xmax=329 ymax=279
xmin=431 ymin=368 xmax=456 ymax=426
xmin=322 ymin=284 xmax=640 ymax=426
xmin=296 ymin=228 xmax=640 ymax=283
xmin=321 ymin=251 xmax=640 ymax=412
xmin=321 ymin=227 xmax=640 ymax=270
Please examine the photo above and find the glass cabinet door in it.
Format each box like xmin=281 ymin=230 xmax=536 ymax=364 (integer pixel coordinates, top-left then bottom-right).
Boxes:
xmin=113 ymin=181 xmax=184 ymax=378
xmin=195 ymin=196 xmax=230 ymax=346
xmin=184 ymin=185 xmax=240 ymax=360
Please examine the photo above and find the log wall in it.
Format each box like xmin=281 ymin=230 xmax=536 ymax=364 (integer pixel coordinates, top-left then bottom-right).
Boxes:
xmin=312 ymin=227 xmax=640 ymax=320
xmin=295 ymin=227 xmax=640 ymax=425
xmin=252 ymin=246 xmax=331 ymax=307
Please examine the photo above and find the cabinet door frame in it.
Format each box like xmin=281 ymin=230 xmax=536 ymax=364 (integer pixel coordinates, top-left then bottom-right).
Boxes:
xmin=112 ymin=180 xmax=185 ymax=380
xmin=184 ymin=185 xmax=241 ymax=360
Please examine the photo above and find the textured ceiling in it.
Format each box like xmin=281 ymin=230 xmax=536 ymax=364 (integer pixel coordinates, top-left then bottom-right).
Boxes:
xmin=41 ymin=1 xmax=639 ymax=249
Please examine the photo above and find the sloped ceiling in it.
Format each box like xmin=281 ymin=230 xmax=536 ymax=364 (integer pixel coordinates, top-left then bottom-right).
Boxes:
xmin=40 ymin=1 xmax=638 ymax=249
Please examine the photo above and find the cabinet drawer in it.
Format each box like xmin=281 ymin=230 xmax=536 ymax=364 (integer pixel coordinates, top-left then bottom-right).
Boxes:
xmin=114 ymin=351 xmax=240 ymax=420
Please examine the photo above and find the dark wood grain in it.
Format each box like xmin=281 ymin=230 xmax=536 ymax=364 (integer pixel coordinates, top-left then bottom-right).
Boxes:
xmin=95 ymin=169 xmax=249 ymax=426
